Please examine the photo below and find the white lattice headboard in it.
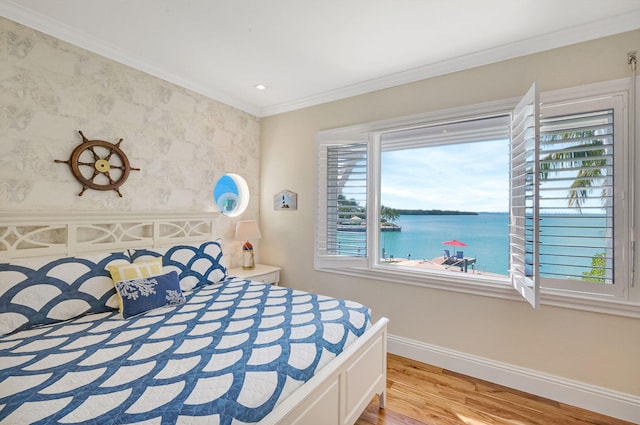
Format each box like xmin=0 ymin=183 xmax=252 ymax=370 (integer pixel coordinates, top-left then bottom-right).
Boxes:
xmin=0 ymin=211 xmax=220 ymax=259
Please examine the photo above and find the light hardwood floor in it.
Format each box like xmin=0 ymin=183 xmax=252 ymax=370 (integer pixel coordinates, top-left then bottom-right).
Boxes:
xmin=356 ymin=354 xmax=635 ymax=425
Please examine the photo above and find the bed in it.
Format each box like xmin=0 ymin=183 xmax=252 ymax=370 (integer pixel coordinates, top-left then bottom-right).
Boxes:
xmin=0 ymin=212 xmax=388 ymax=425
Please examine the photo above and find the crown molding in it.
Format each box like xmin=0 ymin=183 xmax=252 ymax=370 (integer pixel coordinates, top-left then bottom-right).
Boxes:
xmin=260 ymin=10 xmax=640 ymax=117
xmin=2 ymin=1 xmax=639 ymax=118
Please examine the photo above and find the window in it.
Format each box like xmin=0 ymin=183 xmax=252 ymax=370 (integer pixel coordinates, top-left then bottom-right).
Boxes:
xmin=317 ymin=142 xmax=368 ymax=266
xmin=214 ymin=173 xmax=250 ymax=217
xmin=379 ymin=117 xmax=511 ymax=274
xmin=316 ymin=80 xmax=632 ymax=312
xmin=537 ymin=93 xmax=628 ymax=299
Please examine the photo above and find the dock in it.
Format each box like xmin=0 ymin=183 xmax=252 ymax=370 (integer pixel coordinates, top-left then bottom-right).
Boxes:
xmin=437 ymin=256 xmax=477 ymax=272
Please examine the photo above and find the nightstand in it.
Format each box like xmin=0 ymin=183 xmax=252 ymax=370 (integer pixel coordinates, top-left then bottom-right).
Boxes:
xmin=228 ymin=264 xmax=281 ymax=285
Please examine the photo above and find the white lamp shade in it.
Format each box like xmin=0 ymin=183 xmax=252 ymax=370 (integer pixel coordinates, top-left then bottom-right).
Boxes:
xmin=235 ymin=220 xmax=262 ymax=241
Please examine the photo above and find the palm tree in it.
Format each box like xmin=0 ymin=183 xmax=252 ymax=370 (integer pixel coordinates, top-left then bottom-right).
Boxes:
xmin=539 ymin=130 xmax=611 ymax=284
xmin=380 ymin=205 xmax=399 ymax=226
xmin=539 ymin=131 xmax=607 ymax=211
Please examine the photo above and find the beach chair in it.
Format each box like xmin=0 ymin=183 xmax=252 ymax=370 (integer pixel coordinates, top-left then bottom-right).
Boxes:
xmin=456 ymin=251 xmax=464 ymax=259
xmin=444 ymin=249 xmax=451 ymax=259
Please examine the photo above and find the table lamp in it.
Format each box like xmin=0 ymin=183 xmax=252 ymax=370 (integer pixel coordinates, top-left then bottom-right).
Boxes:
xmin=235 ymin=220 xmax=262 ymax=269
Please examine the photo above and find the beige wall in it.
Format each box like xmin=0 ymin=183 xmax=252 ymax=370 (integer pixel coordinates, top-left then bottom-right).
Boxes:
xmin=260 ymin=30 xmax=640 ymax=395
xmin=0 ymin=17 xmax=261 ymax=265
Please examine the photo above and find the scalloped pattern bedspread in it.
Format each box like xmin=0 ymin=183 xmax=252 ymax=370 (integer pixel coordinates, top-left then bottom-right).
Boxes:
xmin=0 ymin=279 xmax=371 ymax=424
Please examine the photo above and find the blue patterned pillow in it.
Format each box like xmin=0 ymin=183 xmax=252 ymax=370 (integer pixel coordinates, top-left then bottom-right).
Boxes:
xmin=0 ymin=251 xmax=130 ymax=336
xmin=130 ymin=241 xmax=227 ymax=291
xmin=115 ymin=271 xmax=185 ymax=318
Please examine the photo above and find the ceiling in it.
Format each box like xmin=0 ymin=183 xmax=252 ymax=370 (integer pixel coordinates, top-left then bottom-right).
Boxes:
xmin=2 ymin=1 xmax=640 ymax=117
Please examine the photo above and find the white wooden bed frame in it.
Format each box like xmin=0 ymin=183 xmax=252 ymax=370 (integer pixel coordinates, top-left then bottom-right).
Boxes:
xmin=0 ymin=211 xmax=388 ymax=425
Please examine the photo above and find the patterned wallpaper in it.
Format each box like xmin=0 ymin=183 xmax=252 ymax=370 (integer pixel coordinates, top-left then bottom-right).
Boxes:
xmin=0 ymin=17 xmax=260 ymax=222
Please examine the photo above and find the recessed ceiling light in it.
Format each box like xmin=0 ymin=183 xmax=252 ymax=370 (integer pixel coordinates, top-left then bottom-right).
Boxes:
xmin=255 ymin=83 xmax=268 ymax=90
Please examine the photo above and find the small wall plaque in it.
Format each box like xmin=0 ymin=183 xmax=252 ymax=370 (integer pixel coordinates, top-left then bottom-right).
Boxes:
xmin=274 ymin=190 xmax=297 ymax=211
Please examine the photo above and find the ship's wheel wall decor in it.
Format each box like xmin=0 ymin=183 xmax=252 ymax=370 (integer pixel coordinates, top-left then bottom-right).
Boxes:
xmin=55 ymin=131 xmax=140 ymax=197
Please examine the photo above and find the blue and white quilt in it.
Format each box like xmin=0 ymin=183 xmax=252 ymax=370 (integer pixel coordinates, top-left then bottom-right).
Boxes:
xmin=0 ymin=279 xmax=371 ymax=424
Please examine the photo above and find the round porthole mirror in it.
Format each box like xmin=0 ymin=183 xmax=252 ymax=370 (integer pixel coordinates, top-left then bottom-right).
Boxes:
xmin=214 ymin=173 xmax=249 ymax=217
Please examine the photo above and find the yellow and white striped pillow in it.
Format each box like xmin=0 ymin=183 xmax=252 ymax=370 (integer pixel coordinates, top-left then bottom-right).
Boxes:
xmin=108 ymin=257 xmax=163 ymax=283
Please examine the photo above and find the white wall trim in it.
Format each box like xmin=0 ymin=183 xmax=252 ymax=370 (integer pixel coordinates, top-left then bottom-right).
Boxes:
xmin=260 ymin=11 xmax=640 ymax=117
xmin=2 ymin=0 xmax=639 ymax=117
xmin=388 ymin=334 xmax=640 ymax=423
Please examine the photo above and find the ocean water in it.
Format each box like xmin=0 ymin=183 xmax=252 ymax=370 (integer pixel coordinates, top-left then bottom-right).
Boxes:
xmin=379 ymin=213 xmax=609 ymax=276
xmin=380 ymin=213 xmax=509 ymax=274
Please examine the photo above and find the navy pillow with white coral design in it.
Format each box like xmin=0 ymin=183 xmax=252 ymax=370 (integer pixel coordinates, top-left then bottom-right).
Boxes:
xmin=115 ymin=271 xmax=186 ymax=318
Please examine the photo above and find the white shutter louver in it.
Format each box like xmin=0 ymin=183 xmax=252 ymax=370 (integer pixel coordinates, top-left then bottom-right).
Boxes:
xmin=538 ymin=109 xmax=615 ymax=284
xmin=316 ymin=141 xmax=368 ymax=269
xmin=510 ymin=83 xmax=540 ymax=308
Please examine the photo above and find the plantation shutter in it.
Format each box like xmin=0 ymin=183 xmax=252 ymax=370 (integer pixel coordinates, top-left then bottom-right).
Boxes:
xmin=537 ymin=108 xmax=615 ymax=286
xmin=380 ymin=115 xmax=511 ymax=150
xmin=316 ymin=139 xmax=369 ymax=269
xmin=510 ymin=83 xmax=540 ymax=308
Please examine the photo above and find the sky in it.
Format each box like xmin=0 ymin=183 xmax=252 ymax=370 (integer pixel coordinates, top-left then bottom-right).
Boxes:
xmin=381 ymin=139 xmax=510 ymax=213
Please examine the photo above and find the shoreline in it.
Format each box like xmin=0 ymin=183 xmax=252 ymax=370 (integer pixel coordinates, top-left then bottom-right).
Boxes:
xmin=380 ymin=256 xmax=505 ymax=277
xmin=378 ymin=213 xmax=511 ymax=275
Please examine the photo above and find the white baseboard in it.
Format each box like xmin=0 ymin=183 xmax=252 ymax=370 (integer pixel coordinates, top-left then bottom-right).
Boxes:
xmin=388 ymin=334 xmax=640 ymax=423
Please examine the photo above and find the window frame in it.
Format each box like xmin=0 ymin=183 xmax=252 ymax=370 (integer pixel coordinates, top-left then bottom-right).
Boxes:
xmin=315 ymin=78 xmax=637 ymax=318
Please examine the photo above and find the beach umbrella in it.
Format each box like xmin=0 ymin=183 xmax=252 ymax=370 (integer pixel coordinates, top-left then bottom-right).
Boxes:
xmin=442 ymin=239 xmax=467 ymax=255
xmin=442 ymin=239 xmax=467 ymax=247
